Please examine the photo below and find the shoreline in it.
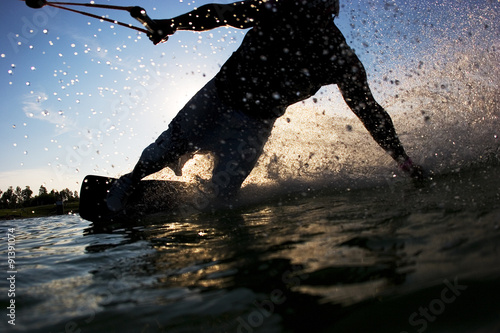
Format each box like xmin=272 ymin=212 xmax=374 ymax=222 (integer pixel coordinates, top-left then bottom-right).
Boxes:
xmin=0 ymin=201 xmax=79 ymax=220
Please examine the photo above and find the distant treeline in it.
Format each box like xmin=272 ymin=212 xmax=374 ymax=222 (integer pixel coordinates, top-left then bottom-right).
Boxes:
xmin=0 ymin=185 xmax=78 ymax=209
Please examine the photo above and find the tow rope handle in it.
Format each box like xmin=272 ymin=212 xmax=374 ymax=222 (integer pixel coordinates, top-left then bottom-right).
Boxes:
xmin=23 ymin=0 xmax=168 ymax=42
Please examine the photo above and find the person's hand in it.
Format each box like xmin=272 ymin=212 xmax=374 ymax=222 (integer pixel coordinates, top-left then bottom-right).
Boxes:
xmin=399 ymin=158 xmax=428 ymax=183
xmin=408 ymin=163 xmax=427 ymax=182
xmin=148 ymin=21 xmax=175 ymax=45
xmin=148 ymin=31 xmax=169 ymax=45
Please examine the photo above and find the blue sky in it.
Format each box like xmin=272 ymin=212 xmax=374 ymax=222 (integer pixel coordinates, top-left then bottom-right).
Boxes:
xmin=0 ymin=0 xmax=497 ymax=193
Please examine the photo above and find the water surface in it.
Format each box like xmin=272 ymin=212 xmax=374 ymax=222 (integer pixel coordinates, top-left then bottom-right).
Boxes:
xmin=1 ymin=164 xmax=499 ymax=333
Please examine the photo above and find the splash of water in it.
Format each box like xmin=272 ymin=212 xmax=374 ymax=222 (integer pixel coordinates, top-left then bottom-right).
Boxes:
xmin=151 ymin=0 xmax=499 ymax=199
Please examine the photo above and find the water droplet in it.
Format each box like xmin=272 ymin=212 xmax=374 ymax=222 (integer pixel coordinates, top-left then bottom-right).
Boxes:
xmin=43 ymin=29 xmax=48 ymax=34
xmin=12 ymin=124 xmax=16 ymax=129
xmin=1 ymin=54 xmax=5 ymax=58
xmin=24 ymin=151 xmax=28 ymax=155
xmin=31 ymin=66 xmax=36 ymax=71
xmin=26 ymin=81 xmax=31 ymax=86
xmin=11 ymin=64 xmax=15 ymax=68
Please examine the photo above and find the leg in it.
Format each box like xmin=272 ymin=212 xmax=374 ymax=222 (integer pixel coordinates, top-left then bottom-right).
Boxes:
xmin=107 ymin=79 xmax=221 ymax=212
xmin=208 ymin=112 xmax=276 ymax=200
xmin=129 ymin=123 xmax=190 ymax=183
xmin=106 ymin=123 xmax=193 ymax=212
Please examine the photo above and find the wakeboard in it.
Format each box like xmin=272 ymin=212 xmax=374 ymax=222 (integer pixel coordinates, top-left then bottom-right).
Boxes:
xmin=79 ymin=175 xmax=189 ymax=223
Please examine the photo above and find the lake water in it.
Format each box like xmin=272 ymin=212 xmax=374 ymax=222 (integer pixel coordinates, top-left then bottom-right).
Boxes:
xmin=1 ymin=162 xmax=499 ymax=333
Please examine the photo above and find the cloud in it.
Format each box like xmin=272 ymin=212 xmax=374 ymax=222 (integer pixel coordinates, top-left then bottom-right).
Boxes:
xmin=22 ymin=91 xmax=78 ymax=135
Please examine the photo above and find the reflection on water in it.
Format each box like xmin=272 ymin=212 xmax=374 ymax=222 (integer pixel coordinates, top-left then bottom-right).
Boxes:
xmin=1 ymin=165 xmax=499 ymax=332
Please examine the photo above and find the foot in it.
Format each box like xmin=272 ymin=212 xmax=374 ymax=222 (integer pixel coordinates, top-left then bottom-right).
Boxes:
xmin=106 ymin=174 xmax=136 ymax=212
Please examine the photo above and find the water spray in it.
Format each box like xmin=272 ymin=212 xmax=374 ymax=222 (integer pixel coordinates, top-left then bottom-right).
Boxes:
xmin=23 ymin=0 xmax=164 ymax=40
